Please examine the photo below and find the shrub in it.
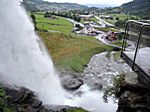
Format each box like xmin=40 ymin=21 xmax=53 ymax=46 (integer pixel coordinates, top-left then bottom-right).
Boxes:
xmin=103 ymin=74 xmax=125 ymax=103
xmin=0 ymin=86 xmax=11 ymax=112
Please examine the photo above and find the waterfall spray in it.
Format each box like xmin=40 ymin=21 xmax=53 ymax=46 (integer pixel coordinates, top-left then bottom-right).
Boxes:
xmin=0 ymin=0 xmax=66 ymax=105
xmin=0 ymin=1 xmax=119 ymax=112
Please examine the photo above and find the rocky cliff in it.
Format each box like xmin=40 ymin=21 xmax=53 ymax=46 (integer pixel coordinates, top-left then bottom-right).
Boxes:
xmin=117 ymin=72 xmax=150 ymax=112
xmin=0 ymin=85 xmax=87 ymax=112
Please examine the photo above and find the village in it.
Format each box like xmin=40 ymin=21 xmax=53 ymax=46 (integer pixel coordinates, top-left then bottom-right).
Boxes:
xmin=42 ymin=10 xmax=128 ymax=43
xmin=71 ymin=14 xmax=123 ymax=42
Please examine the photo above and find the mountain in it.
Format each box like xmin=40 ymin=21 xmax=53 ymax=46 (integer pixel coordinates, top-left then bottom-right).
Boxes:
xmin=85 ymin=4 xmax=111 ymax=8
xmin=22 ymin=0 xmax=88 ymax=11
xmin=121 ymin=0 xmax=150 ymax=16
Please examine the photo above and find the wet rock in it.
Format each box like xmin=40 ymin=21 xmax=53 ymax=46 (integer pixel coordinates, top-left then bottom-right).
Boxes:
xmin=90 ymin=82 xmax=103 ymax=90
xmin=117 ymin=91 xmax=150 ymax=112
xmin=4 ymin=87 xmax=45 ymax=112
xmin=5 ymin=87 xmax=41 ymax=106
xmin=113 ymin=47 xmax=121 ymax=51
xmin=62 ymin=77 xmax=83 ymax=90
xmin=125 ymin=72 xmax=138 ymax=85
xmin=95 ymin=83 xmax=103 ymax=90
xmin=31 ymin=99 xmax=42 ymax=108
xmin=117 ymin=72 xmax=150 ymax=112
xmin=0 ymin=84 xmax=89 ymax=112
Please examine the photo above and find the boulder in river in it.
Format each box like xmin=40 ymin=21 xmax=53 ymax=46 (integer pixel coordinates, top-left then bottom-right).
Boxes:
xmin=61 ymin=77 xmax=83 ymax=91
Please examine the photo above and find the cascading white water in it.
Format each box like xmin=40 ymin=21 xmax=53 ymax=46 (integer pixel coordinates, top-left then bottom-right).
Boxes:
xmin=0 ymin=0 xmax=118 ymax=111
xmin=0 ymin=0 xmax=66 ymax=105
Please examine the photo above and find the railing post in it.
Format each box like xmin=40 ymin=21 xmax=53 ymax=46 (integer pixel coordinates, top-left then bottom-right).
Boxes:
xmin=132 ymin=25 xmax=144 ymax=70
xmin=121 ymin=21 xmax=130 ymax=57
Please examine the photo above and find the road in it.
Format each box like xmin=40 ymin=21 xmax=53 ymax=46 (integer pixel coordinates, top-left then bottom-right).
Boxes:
xmin=95 ymin=16 xmax=114 ymax=27
xmin=65 ymin=18 xmax=84 ymax=27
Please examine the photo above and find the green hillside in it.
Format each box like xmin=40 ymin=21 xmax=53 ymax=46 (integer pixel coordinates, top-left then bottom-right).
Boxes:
xmin=22 ymin=0 xmax=88 ymax=11
xmin=121 ymin=0 xmax=150 ymax=16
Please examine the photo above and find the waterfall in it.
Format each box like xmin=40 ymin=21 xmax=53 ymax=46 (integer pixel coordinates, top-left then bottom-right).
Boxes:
xmin=0 ymin=1 xmax=119 ymax=111
xmin=0 ymin=0 xmax=66 ymax=105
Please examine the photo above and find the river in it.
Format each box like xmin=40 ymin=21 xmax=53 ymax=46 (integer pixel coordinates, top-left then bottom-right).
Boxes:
xmin=63 ymin=51 xmax=131 ymax=112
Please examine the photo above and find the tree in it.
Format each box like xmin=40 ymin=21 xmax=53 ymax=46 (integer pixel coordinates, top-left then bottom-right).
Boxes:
xmin=31 ymin=13 xmax=37 ymax=30
xmin=31 ymin=13 xmax=36 ymax=25
xmin=75 ymin=24 xmax=82 ymax=30
xmin=115 ymin=17 xmax=119 ymax=20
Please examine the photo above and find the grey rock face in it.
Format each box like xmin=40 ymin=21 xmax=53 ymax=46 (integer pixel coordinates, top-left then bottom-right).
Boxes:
xmin=82 ymin=52 xmax=131 ymax=88
xmin=117 ymin=73 xmax=150 ymax=112
xmin=62 ymin=77 xmax=83 ymax=90
xmin=5 ymin=87 xmax=44 ymax=112
xmin=3 ymin=86 xmax=85 ymax=112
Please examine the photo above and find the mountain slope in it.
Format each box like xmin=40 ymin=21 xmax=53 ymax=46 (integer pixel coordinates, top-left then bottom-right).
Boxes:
xmin=85 ymin=4 xmax=110 ymax=8
xmin=121 ymin=0 xmax=150 ymax=16
xmin=22 ymin=0 xmax=88 ymax=11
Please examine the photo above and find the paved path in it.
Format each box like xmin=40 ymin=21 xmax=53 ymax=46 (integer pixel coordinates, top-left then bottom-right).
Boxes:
xmin=95 ymin=16 xmax=114 ymax=27
xmin=65 ymin=18 xmax=84 ymax=27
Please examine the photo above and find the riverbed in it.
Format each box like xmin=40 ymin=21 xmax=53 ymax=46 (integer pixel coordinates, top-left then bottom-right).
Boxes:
xmin=63 ymin=51 xmax=131 ymax=112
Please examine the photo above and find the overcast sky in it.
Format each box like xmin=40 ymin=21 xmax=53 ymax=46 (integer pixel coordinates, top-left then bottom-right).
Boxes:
xmin=44 ymin=0 xmax=133 ymax=6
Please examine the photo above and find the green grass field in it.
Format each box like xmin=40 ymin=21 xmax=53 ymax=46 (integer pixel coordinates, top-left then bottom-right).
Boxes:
xmin=103 ymin=14 xmax=141 ymax=26
xmin=39 ymin=32 xmax=112 ymax=72
xmin=108 ymin=14 xmax=140 ymax=20
xmin=35 ymin=13 xmax=73 ymax=34
xmin=112 ymin=41 xmax=123 ymax=47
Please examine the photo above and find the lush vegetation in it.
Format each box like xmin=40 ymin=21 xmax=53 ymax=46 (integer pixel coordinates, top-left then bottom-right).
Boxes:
xmin=113 ymin=14 xmax=140 ymax=28
xmin=98 ymin=0 xmax=150 ymax=19
xmin=0 ymin=86 xmax=11 ymax=112
xmin=112 ymin=41 xmax=123 ymax=47
xmin=45 ymin=11 xmax=81 ymax=22
xmin=29 ymin=12 xmax=113 ymax=72
xmin=121 ymin=0 xmax=150 ymax=17
xmin=35 ymin=13 xmax=73 ymax=34
xmin=66 ymin=108 xmax=87 ymax=112
xmin=39 ymin=32 xmax=112 ymax=72
xmin=103 ymin=74 xmax=125 ymax=103
xmin=22 ymin=0 xmax=88 ymax=11
xmin=102 ymin=14 xmax=141 ymax=28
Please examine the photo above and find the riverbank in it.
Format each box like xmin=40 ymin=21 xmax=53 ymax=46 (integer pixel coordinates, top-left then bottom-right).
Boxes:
xmin=58 ymin=51 xmax=131 ymax=112
xmin=32 ymin=12 xmax=149 ymax=112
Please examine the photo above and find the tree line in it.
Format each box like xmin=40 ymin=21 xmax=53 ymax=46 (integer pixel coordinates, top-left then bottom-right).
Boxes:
xmin=44 ymin=11 xmax=81 ymax=22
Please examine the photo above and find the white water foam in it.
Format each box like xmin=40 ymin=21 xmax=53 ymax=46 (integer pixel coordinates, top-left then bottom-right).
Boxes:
xmin=0 ymin=1 xmax=117 ymax=111
xmin=0 ymin=0 xmax=66 ymax=105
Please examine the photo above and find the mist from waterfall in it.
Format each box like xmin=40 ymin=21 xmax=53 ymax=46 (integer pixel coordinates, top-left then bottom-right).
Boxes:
xmin=0 ymin=0 xmax=119 ymax=111
xmin=0 ymin=0 xmax=66 ymax=105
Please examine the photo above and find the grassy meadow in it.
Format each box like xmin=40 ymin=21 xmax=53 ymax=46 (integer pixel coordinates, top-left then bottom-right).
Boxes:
xmin=35 ymin=13 xmax=73 ymax=34
xmin=103 ymin=14 xmax=141 ymax=27
xmin=39 ymin=32 xmax=112 ymax=72
xmin=33 ymin=12 xmax=112 ymax=72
